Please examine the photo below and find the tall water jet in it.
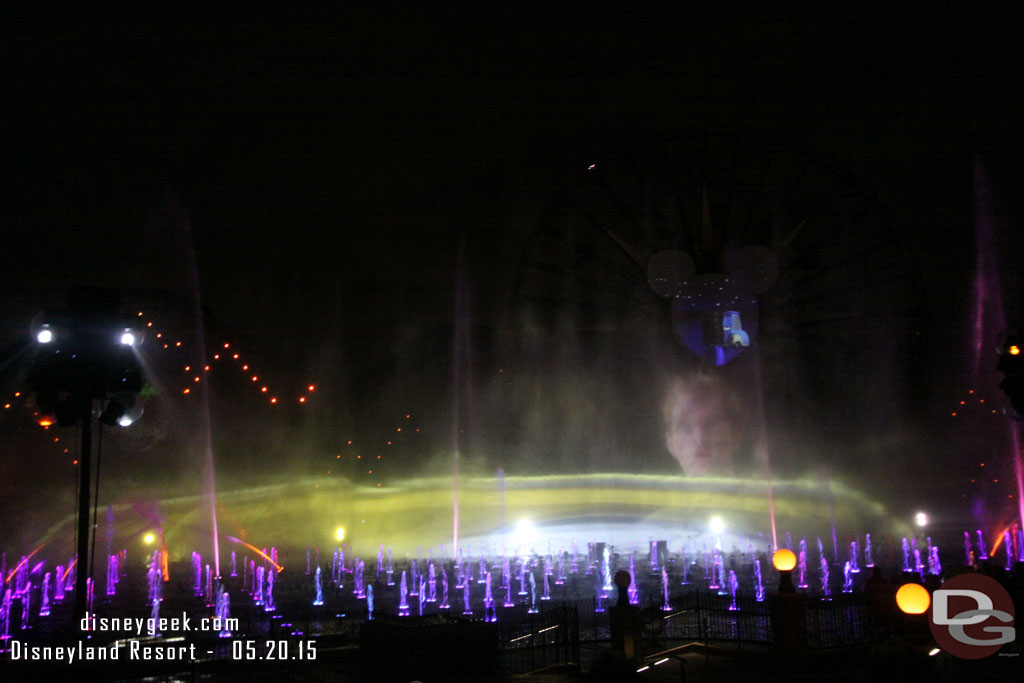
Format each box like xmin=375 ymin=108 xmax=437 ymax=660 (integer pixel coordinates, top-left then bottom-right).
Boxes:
xmin=177 ymin=195 xmax=221 ymax=577
xmin=841 ymin=562 xmax=853 ymax=593
xmin=484 ymin=571 xmax=497 ymax=622
xmin=797 ymin=538 xmax=808 ymax=589
xmin=750 ymin=346 xmax=779 ymax=548
xmin=0 ymin=589 xmax=11 ymax=645
xmin=971 ymin=157 xmax=1024 ymax=533
xmin=254 ymin=566 xmax=265 ymax=607
xmin=819 ymin=555 xmax=831 ymax=601
xmin=215 ymin=589 xmax=231 ymax=638
xmin=660 ymin=567 xmax=671 ymax=611
xmin=55 ymin=565 xmax=65 ymax=602
xmin=627 ymin=554 xmax=639 ymax=605
xmin=313 ymin=566 xmax=324 ymax=606
xmin=398 ymin=570 xmax=410 ymax=616
xmin=451 ymin=235 xmax=472 ymax=560
xmin=39 ymin=573 xmax=52 ymax=617
xmin=192 ymin=552 xmax=202 ymax=596
xmin=753 ymin=559 xmax=765 ymax=602
xmin=264 ymin=568 xmax=275 ymax=612
xmin=105 ymin=554 xmax=118 ymax=597
xmin=727 ymin=570 xmax=739 ymax=610
xmin=149 ymin=597 xmax=160 ymax=637
xmin=354 ymin=559 xmax=365 ymax=599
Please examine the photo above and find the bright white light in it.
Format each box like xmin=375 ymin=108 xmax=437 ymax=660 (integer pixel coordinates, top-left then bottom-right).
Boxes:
xmin=143 ymin=532 xmax=155 ymax=545
xmin=512 ymin=518 xmax=538 ymax=550
xmin=928 ymin=647 xmax=941 ymax=656
xmin=37 ymin=328 xmax=54 ymax=344
xmin=710 ymin=515 xmax=726 ymax=535
xmin=915 ymin=511 xmax=928 ymax=527
xmin=120 ymin=331 xmax=136 ymax=346
xmin=117 ymin=414 xmax=135 ymax=427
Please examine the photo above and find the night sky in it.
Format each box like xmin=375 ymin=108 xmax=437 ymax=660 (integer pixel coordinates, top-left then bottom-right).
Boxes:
xmin=2 ymin=7 xmax=1023 ymax=546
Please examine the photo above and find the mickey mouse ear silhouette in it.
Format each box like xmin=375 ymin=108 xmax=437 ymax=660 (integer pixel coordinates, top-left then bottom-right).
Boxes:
xmin=646 ymin=249 xmax=696 ymax=298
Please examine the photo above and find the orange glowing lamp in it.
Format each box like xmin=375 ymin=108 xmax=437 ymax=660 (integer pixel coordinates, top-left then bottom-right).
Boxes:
xmin=772 ymin=548 xmax=797 ymax=571
xmin=896 ymin=582 xmax=931 ymax=614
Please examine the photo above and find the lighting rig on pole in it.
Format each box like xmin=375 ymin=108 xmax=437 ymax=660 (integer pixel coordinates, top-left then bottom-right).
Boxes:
xmin=998 ymin=333 xmax=1024 ymax=417
xmin=26 ymin=287 xmax=145 ymax=623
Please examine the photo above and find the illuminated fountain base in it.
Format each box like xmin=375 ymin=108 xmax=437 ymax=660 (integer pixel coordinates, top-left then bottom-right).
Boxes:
xmin=31 ymin=473 xmax=903 ymax=562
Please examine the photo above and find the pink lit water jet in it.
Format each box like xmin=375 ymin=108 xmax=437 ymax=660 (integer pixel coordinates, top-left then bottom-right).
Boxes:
xmin=179 ymin=197 xmax=221 ymax=578
xmin=971 ymin=157 xmax=1024 ymax=533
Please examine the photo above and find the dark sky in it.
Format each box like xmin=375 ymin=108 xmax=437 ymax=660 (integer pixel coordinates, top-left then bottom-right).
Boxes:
xmin=2 ymin=7 xmax=1023 ymax=541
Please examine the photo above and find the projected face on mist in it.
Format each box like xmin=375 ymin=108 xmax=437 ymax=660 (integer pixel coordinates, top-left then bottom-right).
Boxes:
xmin=663 ymin=376 xmax=740 ymax=476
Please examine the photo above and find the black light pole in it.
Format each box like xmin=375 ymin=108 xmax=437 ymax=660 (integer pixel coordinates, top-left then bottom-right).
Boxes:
xmin=28 ymin=288 xmax=145 ymax=626
xmin=74 ymin=400 xmax=93 ymax=623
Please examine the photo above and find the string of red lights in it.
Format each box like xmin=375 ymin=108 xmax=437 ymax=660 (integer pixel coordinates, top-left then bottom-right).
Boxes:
xmin=951 ymin=388 xmax=1016 ymax=503
xmin=1 ymin=311 xmax=456 ymax=489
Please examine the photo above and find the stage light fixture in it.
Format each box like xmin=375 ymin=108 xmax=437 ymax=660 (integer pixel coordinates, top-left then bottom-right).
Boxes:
xmin=99 ymin=391 xmax=144 ymax=427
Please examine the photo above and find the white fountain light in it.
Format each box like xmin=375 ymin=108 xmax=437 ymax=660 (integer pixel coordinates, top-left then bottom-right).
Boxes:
xmin=37 ymin=328 xmax=54 ymax=343
xmin=915 ymin=511 xmax=928 ymax=527
xmin=120 ymin=330 xmax=136 ymax=346
xmin=710 ymin=515 xmax=726 ymax=536
xmin=512 ymin=518 xmax=537 ymax=551
xmin=143 ymin=532 xmax=155 ymax=545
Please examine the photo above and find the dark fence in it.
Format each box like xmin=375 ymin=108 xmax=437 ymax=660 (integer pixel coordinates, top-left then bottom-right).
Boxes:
xmin=498 ymin=601 xmax=581 ymax=675
xmin=487 ymin=589 xmax=886 ymax=674
xmin=646 ymin=589 xmax=771 ymax=650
